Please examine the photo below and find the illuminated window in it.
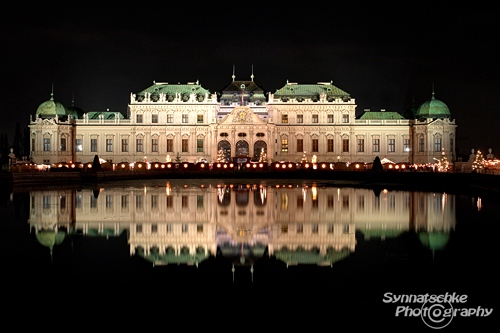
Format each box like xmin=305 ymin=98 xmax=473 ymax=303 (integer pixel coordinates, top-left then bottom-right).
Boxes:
xmin=197 ymin=114 xmax=203 ymax=123
xmin=281 ymin=114 xmax=288 ymax=123
xmin=76 ymin=138 xmax=83 ymax=152
xmin=281 ymin=138 xmax=288 ymax=152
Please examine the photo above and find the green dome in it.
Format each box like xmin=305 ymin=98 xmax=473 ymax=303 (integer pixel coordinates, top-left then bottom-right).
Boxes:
xmin=419 ymin=231 xmax=450 ymax=251
xmin=66 ymin=99 xmax=84 ymax=119
xmin=416 ymin=92 xmax=451 ymax=119
xmin=36 ymin=230 xmax=66 ymax=249
xmin=36 ymin=92 xmax=68 ymax=118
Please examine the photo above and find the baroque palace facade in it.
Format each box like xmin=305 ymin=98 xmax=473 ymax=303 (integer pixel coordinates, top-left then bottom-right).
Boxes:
xmin=28 ymin=72 xmax=457 ymax=166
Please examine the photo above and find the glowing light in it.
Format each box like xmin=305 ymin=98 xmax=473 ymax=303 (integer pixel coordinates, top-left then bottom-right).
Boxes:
xmin=312 ymin=185 xmax=317 ymax=200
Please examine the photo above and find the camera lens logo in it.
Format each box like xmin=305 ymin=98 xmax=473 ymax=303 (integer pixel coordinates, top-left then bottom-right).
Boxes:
xmin=421 ymin=301 xmax=454 ymax=329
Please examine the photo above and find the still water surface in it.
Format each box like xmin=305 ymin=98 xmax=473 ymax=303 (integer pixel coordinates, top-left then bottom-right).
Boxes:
xmin=1 ymin=178 xmax=498 ymax=328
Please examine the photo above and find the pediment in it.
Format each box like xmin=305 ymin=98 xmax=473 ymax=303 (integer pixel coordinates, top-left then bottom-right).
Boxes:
xmin=219 ymin=106 xmax=266 ymax=125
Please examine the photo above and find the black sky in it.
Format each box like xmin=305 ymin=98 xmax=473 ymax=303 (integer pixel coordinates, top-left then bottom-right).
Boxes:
xmin=1 ymin=3 xmax=499 ymax=157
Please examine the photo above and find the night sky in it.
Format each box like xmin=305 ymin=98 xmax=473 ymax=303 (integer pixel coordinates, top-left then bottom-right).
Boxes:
xmin=1 ymin=3 xmax=499 ymax=157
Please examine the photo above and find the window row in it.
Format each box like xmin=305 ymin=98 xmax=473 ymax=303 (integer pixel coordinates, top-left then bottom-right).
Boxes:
xmin=65 ymin=138 xmax=205 ymax=153
xmin=135 ymin=114 xmax=204 ymax=124
xmin=135 ymin=223 xmax=204 ymax=234
xmin=281 ymin=223 xmax=351 ymax=234
xmin=281 ymin=138 xmax=412 ymax=153
xmin=281 ymin=114 xmax=350 ymax=124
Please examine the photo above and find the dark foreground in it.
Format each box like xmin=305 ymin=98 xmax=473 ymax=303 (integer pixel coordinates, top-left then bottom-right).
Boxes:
xmin=1 ymin=169 xmax=499 ymax=195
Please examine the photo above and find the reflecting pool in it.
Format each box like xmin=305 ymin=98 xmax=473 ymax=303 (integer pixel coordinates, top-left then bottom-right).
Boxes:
xmin=1 ymin=178 xmax=498 ymax=328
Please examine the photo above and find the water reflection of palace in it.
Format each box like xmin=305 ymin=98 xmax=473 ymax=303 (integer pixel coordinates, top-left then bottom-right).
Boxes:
xmin=28 ymin=181 xmax=455 ymax=267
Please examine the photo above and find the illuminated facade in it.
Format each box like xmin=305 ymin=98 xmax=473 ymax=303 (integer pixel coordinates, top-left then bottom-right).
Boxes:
xmin=28 ymin=73 xmax=457 ymax=166
xmin=27 ymin=180 xmax=455 ymax=267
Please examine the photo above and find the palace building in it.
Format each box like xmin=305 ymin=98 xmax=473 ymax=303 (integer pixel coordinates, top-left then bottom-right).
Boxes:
xmin=28 ymin=71 xmax=457 ymax=166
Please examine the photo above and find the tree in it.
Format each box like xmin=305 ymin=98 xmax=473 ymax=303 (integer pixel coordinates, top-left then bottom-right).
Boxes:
xmin=92 ymin=155 xmax=101 ymax=170
xmin=472 ymin=150 xmax=485 ymax=173
xmin=216 ymin=149 xmax=226 ymax=162
xmin=371 ymin=156 xmax=383 ymax=172
xmin=258 ymin=148 xmax=268 ymax=162
xmin=435 ymin=149 xmax=450 ymax=172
